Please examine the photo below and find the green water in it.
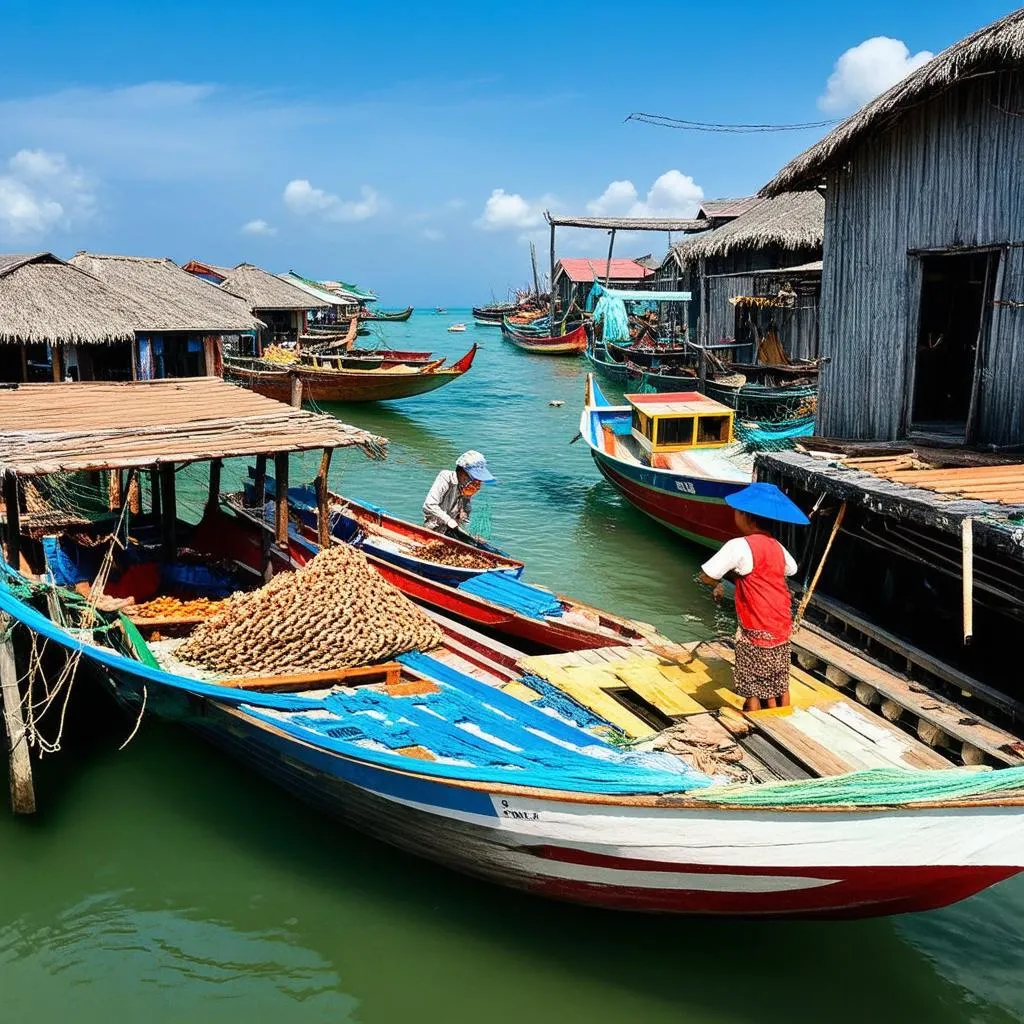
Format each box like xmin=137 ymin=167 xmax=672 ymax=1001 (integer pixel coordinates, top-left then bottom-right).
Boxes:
xmin=2 ymin=311 xmax=1022 ymax=1022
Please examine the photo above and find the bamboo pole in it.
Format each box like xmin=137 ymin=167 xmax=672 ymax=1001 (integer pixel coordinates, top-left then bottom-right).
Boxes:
xmin=604 ymin=229 xmax=617 ymax=288
xmin=3 ymin=473 xmax=20 ymax=569
xmin=274 ymin=452 xmax=289 ymax=547
xmin=795 ymin=501 xmax=847 ymax=626
xmin=962 ymin=517 xmax=974 ymax=645
xmin=0 ymin=615 xmax=34 ymax=814
xmin=548 ymin=221 xmax=557 ymax=330
xmin=530 ymin=241 xmax=541 ymax=297
xmin=316 ymin=448 xmax=333 ymax=549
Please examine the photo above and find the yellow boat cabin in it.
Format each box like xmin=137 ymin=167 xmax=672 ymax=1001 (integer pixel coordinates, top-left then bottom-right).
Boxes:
xmin=624 ymin=392 xmax=735 ymax=455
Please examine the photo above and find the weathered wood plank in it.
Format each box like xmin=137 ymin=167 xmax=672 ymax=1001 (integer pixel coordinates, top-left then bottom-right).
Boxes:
xmin=0 ymin=616 xmax=34 ymax=813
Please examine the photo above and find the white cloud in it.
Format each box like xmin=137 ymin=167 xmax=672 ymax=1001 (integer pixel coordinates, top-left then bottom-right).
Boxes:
xmin=587 ymin=170 xmax=703 ymax=219
xmin=475 ymin=188 xmax=553 ymax=231
xmin=421 ymin=227 xmax=444 ymax=242
xmin=819 ymin=37 xmax=934 ymax=113
xmin=242 ymin=218 xmax=276 ymax=236
xmin=283 ymin=179 xmax=381 ymax=222
xmin=0 ymin=149 xmax=94 ymax=240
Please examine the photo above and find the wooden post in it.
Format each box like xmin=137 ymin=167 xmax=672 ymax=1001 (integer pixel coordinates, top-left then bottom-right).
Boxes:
xmin=548 ymin=220 xmax=557 ymax=331
xmin=290 ymin=375 xmax=303 ymax=409
xmin=962 ymin=517 xmax=974 ymax=645
xmin=207 ymin=459 xmax=223 ymax=512
xmin=252 ymin=455 xmax=267 ymax=511
xmin=19 ymin=344 xmax=27 ymax=383
xmin=274 ymin=452 xmax=289 ymax=547
xmin=530 ymin=241 xmax=541 ymax=298
xmin=130 ymin=337 xmax=139 ymax=381
xmin=3 ymin=473 xmax=19 ymax=569
xmin=159 ymin=464 xmax=177 ymax=561
xmin=604 ymin=228 xmax=617 ymax=287
xmin=315 ymin=448 xmax=333 ymax=549
xmin=51 ymin=344 xmax=63 ymax=382
xmin=149 ymin=467 xmax=161 ymax=526
xmin=0 ymin=615 xmax=34 ymax=814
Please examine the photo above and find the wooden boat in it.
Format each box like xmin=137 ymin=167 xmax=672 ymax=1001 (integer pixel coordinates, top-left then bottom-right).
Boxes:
xmin=6 ymin=378 xmax=1024 ymax=921
xmin=225 ymin=347 xmax=477 ymax=404
xmin=301 ymin=353 xmax=385 ymax=370
xmin=352 ymin=348 xmax=435 ymax=368
xmin=607 ymin=339 xmax=690 ymax=369
xmin=585 ymin=333 xmax=629 ymax=384
xmin=236 ymin=476 xmax=525 ymax=587
xmin=6 ymin=537 xmax=1024 ymax=918
xmin=579 ymin=374 xmax=751 ymax=548
xmin=472 ymin=304 xmax=515 ymax=326
xmin=448 ymin=324 xmax=467 ymax=333
xmin=360 ymin=306 xmax=413 ymax=322
xmin=502 ymin=320 xmax=587 ymax=356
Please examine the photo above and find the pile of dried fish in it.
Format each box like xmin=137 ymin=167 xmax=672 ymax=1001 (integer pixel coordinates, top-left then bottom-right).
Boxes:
xmin=177 ymin=545 xmax=443 ymax=676
xmin=129 ymin=596 xmax=226 ymax=620
xmin=415 ymin=540 xmax=497 ymax=570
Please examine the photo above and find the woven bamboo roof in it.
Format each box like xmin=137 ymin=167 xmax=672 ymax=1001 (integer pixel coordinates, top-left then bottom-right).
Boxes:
xmin=762 ymin=9 xmax=1024 ymax=195
xmin=0 ymin=377 xmax=386 ymax=476
xmin=219 ymin=263 xmax=330 ymax=312
xmin=697 ymin=198 xmax=760 ymax=221
xmin=673 ymin=192 xmax=824 ymax=263
xmin=70 ymin=253 xmax=263 ymax=333
xmin=0 ymin=253 xmax=138 ymax=345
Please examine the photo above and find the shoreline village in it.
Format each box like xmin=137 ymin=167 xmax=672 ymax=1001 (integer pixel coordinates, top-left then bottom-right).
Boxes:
xmin=1 ymin=6 xmax=1024 ymax=947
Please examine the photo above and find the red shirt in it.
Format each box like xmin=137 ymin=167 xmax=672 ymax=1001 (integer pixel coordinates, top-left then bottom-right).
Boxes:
xmin=733 ymin=533 xmax=793 ymax=647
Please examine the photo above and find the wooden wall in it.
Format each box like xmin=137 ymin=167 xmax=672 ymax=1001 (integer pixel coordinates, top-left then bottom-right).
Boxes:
xmin=818 ymin=71 xmax=1024 ymax=444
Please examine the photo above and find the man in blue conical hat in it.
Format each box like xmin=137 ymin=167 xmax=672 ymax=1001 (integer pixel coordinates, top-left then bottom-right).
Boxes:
xmin=699 ymin=483 xmax=810 ymax=713
xmin=422 ymin=450 xmax=496 ymax=537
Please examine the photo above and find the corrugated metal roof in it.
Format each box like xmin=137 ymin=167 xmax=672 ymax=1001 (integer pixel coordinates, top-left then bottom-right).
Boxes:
xmin=556 ymin=259 xmax=654 ymax=283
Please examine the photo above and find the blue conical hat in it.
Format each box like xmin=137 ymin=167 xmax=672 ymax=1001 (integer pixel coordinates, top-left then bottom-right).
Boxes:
xmin=725 ymin=483 xmax=809 ymax=525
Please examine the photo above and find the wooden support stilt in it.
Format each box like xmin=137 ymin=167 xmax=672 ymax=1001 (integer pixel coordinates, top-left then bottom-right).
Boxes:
xmin=252 ymin=455 xmax=267 ymax=510
xmin=315 ymin=448 xmax=334 ymax=549
xmin=274 ymin=452 xmax=289 ymax=547
xmin=290 ymin=376 xmax=303 ymax=409
xmin=0 ymin=614 xmax=34 ymax=814
xmin=3 ymin=472 xmax=20 ymax=569
xmin=207 ymin=459 xmax=223 ymax=512
xmin=51 ymin=344 xmax=63 ymax=382
xmin=19 ymin=344 xmax=28 ymax=383
xmin=548 ymin=220 xmax=557 ymax=330
xmin=159 ymin=464 xmax=177 ymax=561
xmin=130 ymin=337 xmax=139 ymax=381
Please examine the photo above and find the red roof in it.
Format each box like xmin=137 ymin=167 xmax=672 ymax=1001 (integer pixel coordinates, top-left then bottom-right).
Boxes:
xmin=557 ymin=258 xmax=654 ymax=283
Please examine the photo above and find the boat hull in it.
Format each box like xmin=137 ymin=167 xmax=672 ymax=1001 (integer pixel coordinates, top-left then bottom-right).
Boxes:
xmin=360 ymin=306 xmax=413 ymax=322
xmin=157 ymin=695 xmax=1024 ymax=919
xmin=590 ymin=449 xmax=741 ymax=548
xmin=504 ymin=322 xmax=587 ymax=355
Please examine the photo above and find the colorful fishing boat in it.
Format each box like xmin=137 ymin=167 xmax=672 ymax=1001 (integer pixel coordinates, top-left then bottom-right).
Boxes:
xmin=579 ymin=374 xmax=751 ymax=548
xmin=224 ymin=346 xmax=477 ymax=404
xmin=472 ymin=303 xmax=516 ymax=326
xmin=360 ymin=306 xmax=414 ymax=322
xmin=584 ymin=332 xmax=629 ymax=384
xmin=3 ymin=378 xmax=1024 ymax=919
xmin=502 ymin=320 xmax=587 ymax=356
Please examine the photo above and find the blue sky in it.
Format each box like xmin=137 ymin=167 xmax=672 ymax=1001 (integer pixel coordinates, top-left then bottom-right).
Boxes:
xmin=0 ymin=0 xmax=1015 ymax=304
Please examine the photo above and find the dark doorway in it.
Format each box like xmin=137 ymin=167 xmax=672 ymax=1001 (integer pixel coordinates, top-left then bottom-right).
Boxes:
xmin=911 ymin=250 xmax=998 ymax=437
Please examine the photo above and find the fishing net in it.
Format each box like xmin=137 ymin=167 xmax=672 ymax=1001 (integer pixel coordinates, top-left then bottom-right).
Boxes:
xmin=695 ymin=765 xmax=1024 ymax=807
xmin=468 ymin=489 xmax=494 ymax=540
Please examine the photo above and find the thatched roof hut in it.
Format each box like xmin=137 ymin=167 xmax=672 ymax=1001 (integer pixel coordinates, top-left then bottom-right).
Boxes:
xmin=216 ymin=263 xmax=330 ymax=313
xmin=0 ymin=253 xmax=137 ymax=345
xmin=762 ymin=9 xmax=1024 ymax=195
xmin=70 ymin=253 xmax=262 ymax=333
xmin=675 ymin=192 xmax=825 ymax=264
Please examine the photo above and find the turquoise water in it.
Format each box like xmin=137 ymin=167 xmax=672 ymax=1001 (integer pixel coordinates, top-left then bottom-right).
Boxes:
xmin=1 ymin=310 xmax=1022 ymax=1023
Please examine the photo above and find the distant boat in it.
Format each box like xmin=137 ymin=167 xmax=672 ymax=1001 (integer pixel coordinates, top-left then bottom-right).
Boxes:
xmin=448 ymin=323 xmax=467 ymax=333
xmin=360 ymin=306 xmax=414 ymax=323
xmin=435 ymin=307 xmax=448 ymax=314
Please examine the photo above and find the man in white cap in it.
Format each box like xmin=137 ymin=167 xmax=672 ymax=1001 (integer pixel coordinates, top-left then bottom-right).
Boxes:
xmin=422 ymin=450 xmax=496 ymax=537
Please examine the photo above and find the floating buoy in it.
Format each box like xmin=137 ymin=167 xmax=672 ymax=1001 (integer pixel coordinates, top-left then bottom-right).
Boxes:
xmin=549 ymin=400 xmax=564 ymax=407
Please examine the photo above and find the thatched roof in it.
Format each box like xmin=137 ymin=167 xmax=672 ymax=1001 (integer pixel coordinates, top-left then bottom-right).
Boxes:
xmin=673 ymin=192 xmax=824 ymax=263
xmin=0 ymin=253 xmax=138 ymax=345
xmin=218 ymin=263 xmax=329 ymax=312
xmin=762 ymin=9 xmax=1024 ymax=195
xmin=697 ymin=197 xmax=759 ymax=221
xmin=70 ymin=253 xmax=263 ymax=333
xmin=545 ymin=212 xmax=708 ymax=232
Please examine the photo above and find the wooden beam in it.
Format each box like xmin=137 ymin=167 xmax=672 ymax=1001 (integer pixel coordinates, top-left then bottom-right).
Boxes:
xmin=159 ymin=464 xmax=177 ymax=560
xmin=207 ymin=458 xmax=223 ymax=512
xmin=315 ymin=448 xmax=333 ymax=549
xmin=18 ymin=345 xmax=27 ymax=383
xmin=3 ymin=473 xmax=19 ymax=568
xmin=274 ymin=452 xmax=289 ymax=547
xmin=0 ymin=615 xmax=34 ymax=813
xmin=548 ymin=221 xmax=557 ymax=330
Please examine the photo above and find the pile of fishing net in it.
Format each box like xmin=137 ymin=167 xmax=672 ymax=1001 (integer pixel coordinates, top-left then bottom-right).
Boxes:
xmin=177 ymin=545 xmax=443 ymax=676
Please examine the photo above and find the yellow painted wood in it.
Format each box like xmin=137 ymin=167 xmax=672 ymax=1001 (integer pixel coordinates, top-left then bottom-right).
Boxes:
xmin=611 ymin=663 xmax=707 ymax=717
xmin=544 ymin=665 xmax=656 ymax=739
xmin=501 ymin=680 xmax=542 ymax=703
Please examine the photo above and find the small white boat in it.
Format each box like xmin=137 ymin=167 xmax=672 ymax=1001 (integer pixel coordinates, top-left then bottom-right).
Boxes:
xmin=448 ymin=323 xmax=467 ymax=332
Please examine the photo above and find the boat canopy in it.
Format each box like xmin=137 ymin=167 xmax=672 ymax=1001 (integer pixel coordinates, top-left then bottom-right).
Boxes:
xmin=0 ymin=377 xmax=386 ymax=476
xmin=588 ymin=282 xmax=693 ymax=305
xmin=624 ymin=391 xmax=734 ymax=455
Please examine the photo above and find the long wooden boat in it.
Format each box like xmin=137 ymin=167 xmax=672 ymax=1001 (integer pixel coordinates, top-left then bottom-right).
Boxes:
xmin=585 ymin=335 xmax=629 ymax=384
xmin=607 ymin=339 xmax=690 ymax=369
xmin=225 ymin=346 xmax=477 ymax=404
xmin=357 ymin=348 xmax=435 ymax=368
xmin=579 ymin=374 xmax=751 ymax=548
xmin=360 ymin=306 xmax=414 ymax=322
xmin=502 ymin=321 xmax=587 ymax=356
xmin=472 ymin=304 xmax=515 ymax=326
xmin=5 ymin=548 xmax=1024 ymax=919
